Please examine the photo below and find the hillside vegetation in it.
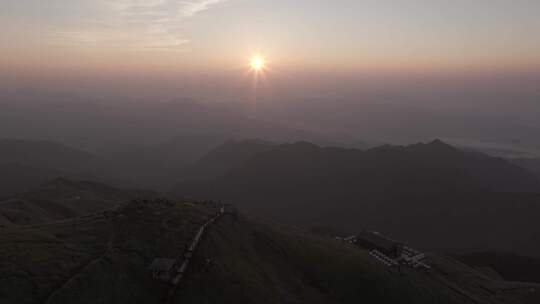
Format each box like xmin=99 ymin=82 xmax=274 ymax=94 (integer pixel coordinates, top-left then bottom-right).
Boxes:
xmin=1 ymin=199 xmax=538 ymax=304
xmin=0 ymin=179 xmax=153 ymax=226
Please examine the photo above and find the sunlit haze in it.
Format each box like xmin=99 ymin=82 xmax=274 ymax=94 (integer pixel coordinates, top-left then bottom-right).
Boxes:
xmin=1 ymin=0 xmax=540 ymax=148
xmin=250 ymin=56 xmax=266 ymax=72
xmin=2 ymin=1 xmax=540 ymax=73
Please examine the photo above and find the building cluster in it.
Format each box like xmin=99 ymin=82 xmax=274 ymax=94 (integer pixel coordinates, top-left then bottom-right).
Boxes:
xmin=337 ymin=231 xmax=431 ymax=270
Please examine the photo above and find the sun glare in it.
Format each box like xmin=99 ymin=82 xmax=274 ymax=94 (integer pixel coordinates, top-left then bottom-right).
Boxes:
xmin=250 ymin=55 xmax=266 ymax=72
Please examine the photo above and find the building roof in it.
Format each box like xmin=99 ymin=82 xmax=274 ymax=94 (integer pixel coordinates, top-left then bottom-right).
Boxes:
xmin=355 ymin=231 xmax=400 ymax=252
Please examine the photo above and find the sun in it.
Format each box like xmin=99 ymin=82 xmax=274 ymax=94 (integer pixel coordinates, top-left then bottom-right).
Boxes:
xmin=250 ymin=55 xmax=266 ymax=72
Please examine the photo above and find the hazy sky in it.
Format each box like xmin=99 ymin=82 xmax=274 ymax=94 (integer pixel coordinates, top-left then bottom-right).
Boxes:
xmin=2 ymin=0 xmax=540 ymax=74
xmin=1 ymin=1 xmax=540 ymax=153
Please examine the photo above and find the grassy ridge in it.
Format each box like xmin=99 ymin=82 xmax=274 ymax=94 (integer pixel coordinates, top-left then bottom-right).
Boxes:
xmin=1 ymin=201 xmax=538 ymax=304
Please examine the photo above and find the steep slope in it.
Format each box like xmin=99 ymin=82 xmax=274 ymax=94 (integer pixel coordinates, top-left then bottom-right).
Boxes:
xmin=454 ymin=252 xmax=540 ymax=284
xmin=1 ymin=200 xmax=538 ymax=304
xmin=512 ymin=158 xmax=540 ymax=179
xmin=0 ymin=200 xmax=214 ymax=304
xmin=0 ymin=178 xmax=153 ymax=226
xmin=178 ymin=215 xmax=538 ymax=304
xmin=175 ymin=140 xmax=540 ymax=256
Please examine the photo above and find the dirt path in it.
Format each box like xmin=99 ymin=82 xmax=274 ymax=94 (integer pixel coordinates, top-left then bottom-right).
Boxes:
xmin=43 ymin=229 xmax=116 ymax=304
xmin=163 ymin=206 xmax=225 ymax=303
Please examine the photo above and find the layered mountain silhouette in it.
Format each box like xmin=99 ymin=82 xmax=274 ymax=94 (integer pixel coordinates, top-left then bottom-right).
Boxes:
xmin=180 ymin=139 xmax=275 ymax=180
xmin=0 ymin=96 xmax=325 ymax=152
xmin=104 ymin=133 xmax=230 ymax=188
xmin=5 ymin=136 xmax=539 ymax=256
xmin=0 ymin=137 xmax=228 ymax=192
xmin=175 ymin=139 xmax=540 ymax=256
xmin=180 ymin=139 xmax=539 ymax=192
xmin=0 ymin=139 xmax=101 ymax=171
xmin=0 ymin=139 xmax=114 ymax=196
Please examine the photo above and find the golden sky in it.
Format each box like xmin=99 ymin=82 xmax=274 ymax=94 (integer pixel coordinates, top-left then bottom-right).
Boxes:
xmin=2 ymin=0 xmax=540 ymax=75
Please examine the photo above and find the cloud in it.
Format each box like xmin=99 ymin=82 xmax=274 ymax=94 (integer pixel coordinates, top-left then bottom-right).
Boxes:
xmin=53 ymin=0 xmax=229 ymax=51
xmin=179 ymin=0 xmax=228 ymax=18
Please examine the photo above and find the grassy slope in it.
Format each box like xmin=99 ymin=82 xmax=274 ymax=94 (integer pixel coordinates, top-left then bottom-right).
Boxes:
xmin=0 ymin=201 xmax=214 ymax=304
xmin=0 ymin=179 xmax=155 ymax=226
xmin=176 ymin=215 xmax=539 ymax=304
xmin=1 ymin=201 xmax=538 ymax=304
xmin=454 ymin=252 xmax=540 ymax=283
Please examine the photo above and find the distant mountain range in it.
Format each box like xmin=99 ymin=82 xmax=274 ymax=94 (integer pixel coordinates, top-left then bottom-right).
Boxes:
xmin=180 ymin=138 xmax=540 ymax=193
xmin=0 ymin=139 xmax=116 ymax=196
xmin=0 ymin=136 xmax=232 ymax=192
xmin=102 ymin=133 xmax=230 ymax=188
xmin=0 ymin=96 xmax=326 ymax=151
xmin=0 ymin=139 xmax=102 ymax=171
xmin=2 ymin=135 xmax=540 ymax=303
xmin=3 ymin=136 xmax=540 ymax=256
xmin=175 ymin=139 xmax=540 ymax=256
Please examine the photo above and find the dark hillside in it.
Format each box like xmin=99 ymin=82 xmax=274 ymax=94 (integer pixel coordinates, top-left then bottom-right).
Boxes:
xmin=455 ymin=252 xmax=540 ymax=284
xmin=175 ymin=140 xmax=540 ymax=256
xmin=0 ymin=200 xmax=214 ymax=304
xmin=0 ymin=179 xmax=153 ymax=226
xmin=1 ymin=200 xmax=538 ymax=304
xmin=512 ymin=158 xmax=540 ymax=179
xmin=0 ymin=163 xmax=63 ymax=197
